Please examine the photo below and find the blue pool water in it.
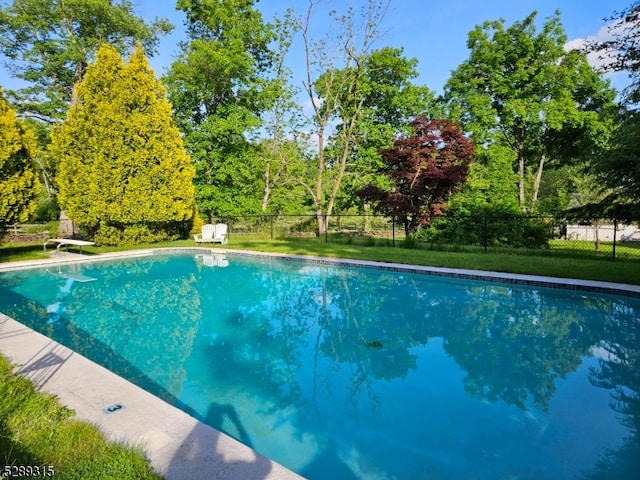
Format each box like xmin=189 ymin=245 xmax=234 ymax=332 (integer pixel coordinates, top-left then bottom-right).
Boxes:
xmin=1 ymin=252 xmax=639 ymax=479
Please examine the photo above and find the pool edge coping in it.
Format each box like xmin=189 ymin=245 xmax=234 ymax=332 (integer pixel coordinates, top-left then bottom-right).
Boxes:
xmin=210 ymin=248 xmax=640 ymax=298
xmin=3 ymin=246 xmax=638 ymax=297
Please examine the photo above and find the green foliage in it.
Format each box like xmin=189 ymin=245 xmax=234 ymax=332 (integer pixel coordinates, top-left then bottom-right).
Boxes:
xmin=0 ymin=0 xmax=172 ymax=120
xmin=587 ymin=1 xmax=640 ymax=105
xmin=51 ymin=43 xmax=196 ymax=245
xmin=340 ymin=47 xmax=438 ymax=212
xmin=257 ymin=138 xmax=309 ymax=214
xmin=445 ymin=11 xmax=617 ymax=212
xmin=0 ymin=88 xmax=41 ymax=240
xmin=166 ymin=0 xmax=277 ymax=219
xmin=448 ymin=144 xmax=521 ymax=216
xmin=419 ymin=214 xmax=551 ymax=249
xmin=590 ymin=109 xmax=640 ymax=211
xmin=33 ymin=195 xmax=61 ymax=222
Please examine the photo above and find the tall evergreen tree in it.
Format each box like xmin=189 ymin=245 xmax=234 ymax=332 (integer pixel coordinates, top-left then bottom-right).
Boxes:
xmin=51 ymin=43 xmax=196 ymax=245
xmin=0 ymin=87 xmax=40 ymax=239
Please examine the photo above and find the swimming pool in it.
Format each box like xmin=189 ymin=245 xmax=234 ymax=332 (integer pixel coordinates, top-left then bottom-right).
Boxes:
xmin=0 ymin=251 xmax=638 ymax=479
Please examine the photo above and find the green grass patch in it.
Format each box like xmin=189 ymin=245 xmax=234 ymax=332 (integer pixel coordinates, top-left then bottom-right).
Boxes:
xmin=0 ymin=241 xmax=51 ymax=262
xmin=219 ymin=237 xmax=640 ymax=285
xmin=2 ymin=236 xmax=639 ymax=285
xmin=0 ymin=355 xmax=161 ymax=480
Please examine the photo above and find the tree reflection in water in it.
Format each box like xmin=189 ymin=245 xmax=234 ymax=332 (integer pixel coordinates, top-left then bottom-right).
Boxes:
xmin=583 ymin=300 xmax=640 ymax=479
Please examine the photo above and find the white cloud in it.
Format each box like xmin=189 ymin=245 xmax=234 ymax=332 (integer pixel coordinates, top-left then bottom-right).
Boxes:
xmin=565 ymin=21 xmax=621 ymax=72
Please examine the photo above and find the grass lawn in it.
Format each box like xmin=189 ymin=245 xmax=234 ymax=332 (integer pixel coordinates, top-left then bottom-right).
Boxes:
xmin=0 ymin=355 xmax=161 ymax=480
xmin=2 ymin=236 xmax=640 ymax=285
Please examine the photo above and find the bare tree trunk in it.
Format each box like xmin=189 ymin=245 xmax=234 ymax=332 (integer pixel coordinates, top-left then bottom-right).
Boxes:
xmin=261 ymin=182 xmax=271 ymax=212
xmin=518 ymin=144 xmax=526 ymax=209
xmin=296 ymin=0 xmax=386 ymax=237
xmin=34 ymin=156 xmax=55 ymax=197
xmin=532 ymin=152 xmax=546 ymax=208
xmin=315 ymin=125 xmax=326 ymax=235
xmin=531 ymin=130 xmax=548 ymax=209
xmin=363 ymin=201 xmax=372 ymax=232
xmin=59 ymin=62 xmax=85 ymax=233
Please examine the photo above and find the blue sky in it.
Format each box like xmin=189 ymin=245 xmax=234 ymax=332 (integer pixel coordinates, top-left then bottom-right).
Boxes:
xmin=0 ymin=0 xmax=633 ymax=95
xmin=136 ymin=0 xmax=632 ymax=94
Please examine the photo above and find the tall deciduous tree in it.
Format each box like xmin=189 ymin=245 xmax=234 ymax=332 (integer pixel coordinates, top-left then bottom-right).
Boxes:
xmin=445 ymin=11 xmax=617 ymax=213
xmin=0 ymin=0 xmax=172 ymax=120
xmin=294 ymin=0 xmax=389 ymax=235
xmin=358 ymin=117 xmax=474 ymax=237
xmin=253 ymin=11 xmax=307 ymax=214
xmin=50 ymin=43 xmax=196 ymax=245
xmin=589 ymin=111 xmax=640 ymax=214
xmin=0 ymin=87 xmax=40 ymax=238
xmin=447 ymin=144 xmax=521 ymax=216
xmin=585 ymin=2 xmax=640 ymax=214
xmin=166 ymin=0 xmax=280 ymax=220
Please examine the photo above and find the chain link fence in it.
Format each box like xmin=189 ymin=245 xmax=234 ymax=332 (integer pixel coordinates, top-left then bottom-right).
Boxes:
xmin=10 ymin=214 xmax=639 ymax=261
xmin=217 ymin=214 xmax=640 ymax=261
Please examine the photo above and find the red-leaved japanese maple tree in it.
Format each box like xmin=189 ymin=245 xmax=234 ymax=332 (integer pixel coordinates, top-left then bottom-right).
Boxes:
xmin=359 ymin=116 xmax=474 ymax=237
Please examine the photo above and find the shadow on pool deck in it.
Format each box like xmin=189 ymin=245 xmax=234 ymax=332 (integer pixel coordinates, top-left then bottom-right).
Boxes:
xmin=164 ymin=413 xmax=274 ymax=480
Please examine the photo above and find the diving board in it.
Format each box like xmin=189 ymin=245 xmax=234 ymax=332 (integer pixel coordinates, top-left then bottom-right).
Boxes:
xmin=44 ymin=238 xmax=95 ymax=254
xmin=50 ymin=270 xmax=97 ymax=282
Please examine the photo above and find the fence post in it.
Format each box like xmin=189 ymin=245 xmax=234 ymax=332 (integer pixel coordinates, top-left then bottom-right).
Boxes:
xmin=324 ymin=215 xmax=328 ymax=243
xmin=483 ymin=215 xmax=488 ymax=253
xmin=612 ymin=217 xmax=618 ymax=260
xmin=392 ymin=216 xmax=396 ymax=247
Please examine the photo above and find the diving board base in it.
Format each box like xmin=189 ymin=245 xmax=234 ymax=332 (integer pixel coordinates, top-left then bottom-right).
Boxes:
xmin=44 ymin=238 xmax=95 ymax=254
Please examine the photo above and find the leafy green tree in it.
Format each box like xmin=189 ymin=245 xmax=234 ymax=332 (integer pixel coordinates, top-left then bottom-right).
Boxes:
xmin=0 ymin=87 xmax=40 ymax=238
xmin=588 ymin=110 xmax=640 ymax=214
xmin=165 ymin=0 xmax=280 ymax=220
xmin=0 ymin=0 xmax=172 ymax=120
xmin=448 ymin=144 xmax=520 ymax=216
xmin=445 ymin=11 xmax=617 ymax=213
xmin=257 ymin=137 xmax=308 ymax=214
xmin=339 ymin=47 xmax=438 ymax=220
xmin=358 ymin=117 xmax=474 ymax=237
xmin=252 ymin=11 xmax=307 ymax=214
xmin=580 ymin=2 xmax=640 ymax=215
xmin=50 ymin=43 xmax=196 ymax=245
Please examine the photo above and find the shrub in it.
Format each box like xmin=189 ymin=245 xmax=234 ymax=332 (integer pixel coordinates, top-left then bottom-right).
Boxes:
xmin=33 ymin=196 xmax=61 ymax=222
xmin=417 ymin=214 xmax=551 ymax=249
xmin=93 ymin=220 xmax=192 ymax=246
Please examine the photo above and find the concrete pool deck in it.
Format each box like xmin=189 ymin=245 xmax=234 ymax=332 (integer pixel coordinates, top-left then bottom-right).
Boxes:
xmin=1 ymin=248 xmax=639 ymax=479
